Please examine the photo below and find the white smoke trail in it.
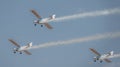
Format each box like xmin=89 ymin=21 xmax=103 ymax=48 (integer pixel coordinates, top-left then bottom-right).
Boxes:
xmin=103 ymin=62 xmax=120 ymax=67
xmin=103 ymin=54 xmax=120 ymax=67
xmin=108 ymin=54 xmax=120 ymax=59
xmin=29 ymin=32 xmax=120 ymax=50
xmin=49 ymin=8 xmax=120 ymax=22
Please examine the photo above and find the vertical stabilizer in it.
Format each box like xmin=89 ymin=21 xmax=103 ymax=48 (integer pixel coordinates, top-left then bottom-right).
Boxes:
xmin=27 ymin=42 xmax=32 ymax=47
xmin=110 ymin=51 xmax=114 ymax=55
xmin=51 ymin=14 xmax=56 ymax=19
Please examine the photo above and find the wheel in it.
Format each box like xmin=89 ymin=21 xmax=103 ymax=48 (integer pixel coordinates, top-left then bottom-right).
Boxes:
xmin=41 ymin=25 xmax=43 ymax=27
xmin=100 ymin=60 xmax=102 ymax=63
xmin=94 ymin=60 xmax=96 ymax=62
xmin=14 ymin=51 xmax=16 ymax=54
xmin=34 ymin=24 xmax=37 ymax=26
xmin=20 ymin=52 xmax=22 ymax=54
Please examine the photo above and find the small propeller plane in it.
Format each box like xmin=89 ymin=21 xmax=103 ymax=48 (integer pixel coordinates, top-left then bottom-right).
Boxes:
xmin=8 ymin=39 xmax=32 ymax=55
xmin=89 ymin=48 xmax=114 ymax=63
xmin=31 ymin=9 xmax=56 ymax=29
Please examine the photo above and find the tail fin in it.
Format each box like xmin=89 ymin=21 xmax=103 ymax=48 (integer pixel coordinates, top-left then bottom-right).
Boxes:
xmin=51 ymin=14 xmax=56 ymax=19
xmin=110 ymin=51 xmax=114 ymax=55
xmin=27 ymin=42 xmax=32 ymax=47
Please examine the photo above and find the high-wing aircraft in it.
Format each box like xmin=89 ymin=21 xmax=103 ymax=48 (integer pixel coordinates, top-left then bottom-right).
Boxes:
xmin=31 ymin=9 xmax=56 ymax=29
xmin=89 ymin=48 xmax=114 ymax=63
xmin=8 ymin=39 xmax=32 ymax=55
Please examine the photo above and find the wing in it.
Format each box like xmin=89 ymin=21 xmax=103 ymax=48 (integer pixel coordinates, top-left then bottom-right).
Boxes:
xmin=89 ymin=48 xmax=101 ymax=56
xmin=104 ymin=59 xmax=112 ymax=63
xmin=44 ymin=23 xmax=53 ymax=29
xmin=8 ymin=39 xmax=20 ymax=47
xmin=23 ymin=50 xmax=32 ymax=55
xmin=31 ymin=9 xmax=41 ymax=19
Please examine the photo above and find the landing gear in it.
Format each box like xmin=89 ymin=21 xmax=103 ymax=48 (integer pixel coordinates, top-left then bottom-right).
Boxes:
xmin=41 ymin=25 xmax=43 ymax=27
xmin=93 ymin=57 xmax=97 ymax=62
xmin=13 ymin=51 xmax=16 ymax=54
xmin=94 ymin=60 xmax=96 ymax=62
xmin=20 ymin=52 xmax=22 ymax=54
xmin=100 ymin=60 xmax=103 ymax=63
xmin=97 ymin=58 xmax=99 ymax=60
xmin=34 ymin=24 xmax=37 ymax=26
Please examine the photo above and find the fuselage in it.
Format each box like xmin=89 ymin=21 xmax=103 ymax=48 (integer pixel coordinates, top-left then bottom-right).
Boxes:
xmin=95 ymin=54 xmax=112 ymax=60
xmin=35 ymin=18 xmax=51 ymax=24
xmin=14 ymin=46 xmax=28 ymax=52
xmin=14 ymin=43 xmax=32 ymax=52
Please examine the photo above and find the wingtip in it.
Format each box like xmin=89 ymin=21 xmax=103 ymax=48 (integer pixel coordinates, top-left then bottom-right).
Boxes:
xmin=49 ymin=27 xmax=53 ymax=29
xmin=89 ymin=48 xmax=93 ymax=50
xmin=30 ymin=9 xmax=34 ymax=12
xmin=8 ymin=39 xmax=12 ymax=41
xmin=28 ymin=53 xmax=32 ymax=55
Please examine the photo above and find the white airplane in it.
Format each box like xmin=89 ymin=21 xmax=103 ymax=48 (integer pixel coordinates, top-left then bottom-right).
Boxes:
xmin=8 ymin=39 xmax=32 ymax=55
xmin=31 ymin=9 xmax=56 ymax=29
xmin=89 ymin=48 xmax=114 ymax=63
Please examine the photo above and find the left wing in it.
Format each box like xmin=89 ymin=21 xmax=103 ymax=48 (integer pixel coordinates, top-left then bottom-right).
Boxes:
xmin=8 ymin=39 xmax=20 ymax=47
xmin=89 ymin=48 xmax=101 ymax=56
xmin=23 ymin=50 xmax=32 ymax=55
xmin=31 ymin=10 xmax=41 ymax=19
xmin=104 ymin=59 xmax=112 ymax=63
xmin=44 ymin=23 xmax=53 ymax=29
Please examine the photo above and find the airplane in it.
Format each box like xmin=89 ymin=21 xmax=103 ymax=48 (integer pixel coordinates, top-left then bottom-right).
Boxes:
xmin=8 ymin=39 xmax=32 ymax=55
xmin=89 ymin=48 xmax=114 ymax=63
xmin=30 ymin=9 xmax=56 ymax=29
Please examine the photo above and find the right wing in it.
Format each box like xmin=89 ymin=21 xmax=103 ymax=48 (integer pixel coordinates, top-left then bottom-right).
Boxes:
xmin=104 ymin=59 xmax=112 ymax=63
xmin=44 ymin=23 xmax=53 ymax=29
xmin=31 ymin=9 xmax=41 ymax=19
xmin=89 ymin=48 xmax=101 ymax=56
xmin=8 ymin=39 xmax=20 ymax=47
xmin=23 ymin=50 xmax=32 ymax=55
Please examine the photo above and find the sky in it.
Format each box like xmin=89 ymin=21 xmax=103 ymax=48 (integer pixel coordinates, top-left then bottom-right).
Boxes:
xmin=0 ymin=0 xmax=120 ymax=67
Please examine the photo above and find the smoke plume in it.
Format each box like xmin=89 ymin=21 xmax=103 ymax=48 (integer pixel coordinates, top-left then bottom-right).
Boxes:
xmin=29 ymin=32 xmax=120 ymax=50
xmin=49 ymin=8 xmax=120 ymax=22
